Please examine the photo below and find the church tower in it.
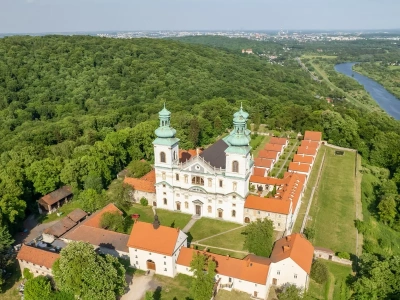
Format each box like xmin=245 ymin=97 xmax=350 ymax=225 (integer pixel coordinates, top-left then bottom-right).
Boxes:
xmin=224 ymin=104 xmax=253 ymax=190
xmin=153 ymin=104 xmax=180 ymax=170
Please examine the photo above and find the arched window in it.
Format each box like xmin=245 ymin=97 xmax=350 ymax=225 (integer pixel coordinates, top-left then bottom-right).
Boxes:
xmin=232 ymin=161 xmax=239 ymax=173
xmin=160 ymin=152 xmax=166 ymax=163
xmin=173 ymin=151 xmax=177 ymax=160
xmin=192 ymin=176 xmax=204 ymax=186
xmin=217 ymin=209 xmax=223 ymax=218
xmin=163 ymin=198 xmax=167 ymax=205
xmin=176 ymin=174 xmax=179 ymax=181
xmin=232 ymin=210 xmax=236 ymax=217
xmin=184 ymin=175 xmax=188 ymax=183
xmin=208 ymin=206 xmax=212 ymax=213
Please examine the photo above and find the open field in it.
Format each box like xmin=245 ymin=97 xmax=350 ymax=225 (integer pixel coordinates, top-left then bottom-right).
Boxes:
xmin=307 ymin=261 xmax=352 ymax=300
xmin=199 ymin=225 xmax=246 ymax=251
xmin=306 ymin=146 xmax=357 ymax=254
xmin=189 ymin=218 xmax=242 ymax=242
xmin=153 ymin=274 xmax=193 ymax=300
xmin=292 ymin=146 xmax=326 ymax=233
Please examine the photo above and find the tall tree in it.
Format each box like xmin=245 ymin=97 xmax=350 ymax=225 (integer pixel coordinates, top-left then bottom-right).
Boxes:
xmin=52 ymin=241 xmax=126 ymax=300
xmin=188 ymin=118 xmax=200 ymax=147
xmin=24 ymin=276 xmax=52 ymax=300
xmin=190 ymin=252 xmax=217 ymax=300
xmin=242 ymin=218 xmax=274 ymax=257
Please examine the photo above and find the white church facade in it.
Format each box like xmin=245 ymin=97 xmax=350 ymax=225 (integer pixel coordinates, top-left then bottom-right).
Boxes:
xmin=152 ymin=104 xmax=253 ymax=224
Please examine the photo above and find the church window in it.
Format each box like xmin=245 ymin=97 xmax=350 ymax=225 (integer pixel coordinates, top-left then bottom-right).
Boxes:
xmin=163 ymin=198 xmax=167 ymax=205
xmin=208 ymin=206 xmax=212 ymax=213
xmin=192 ymin=176 xmax=204 ymax=186
xmin=173 ymin=151 xmax=177 ymax=160
xmin=232 ymin=210 xmax=236 ymax=217
xmin=184 ymin=175 xmax=188 ymax=183
xmin=233 ymin=195 xmax=236 ymax=199
xmin=160 ymin=152 xmax=166 ymax=163
xmin=176 ymin=193 xmax=180 ymax=197
xmin=232 ymin=203 xmax=236 ymax=207
xmin=294 ymin=274 xmax=297 ymax=279
xmin=219 ymin=180 xmax=223 ymax=188
xmin=162 ymin=172 xmax=166 ymax=180
xmin=232 ymin=161 xmax=239 ymax=173
xmin=218 ymin=209 xmax=223 ymax=218
xmin=176 ymin=174 xmax=179 ymax=181
xmin=208 ymin=199 xmax=212 ymax=203
xmin=208 ymin=178 xmax=212 ymax=187
xmin=277 ymin=271 xmax=280 ymax=275
xmin=163 ymin=192 xmax=166 ymax=195
xmin=185 ymin=202 xmax=189 ymax=209
xmin=163 ymin=184 xmax=166 ymax=188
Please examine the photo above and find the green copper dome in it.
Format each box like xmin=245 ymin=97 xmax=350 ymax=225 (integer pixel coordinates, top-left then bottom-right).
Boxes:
xmin=159 ymin=104 xmax=171 ymax=117
xmin=233 ymin=103 xmax=249 ymax=120
xmin=227 ymin=103 xmax=250 ymax=146
xmin=155 ymin=103 xmax=176 ymax=138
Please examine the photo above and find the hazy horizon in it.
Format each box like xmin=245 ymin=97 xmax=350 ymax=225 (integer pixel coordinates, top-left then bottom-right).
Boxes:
xmin=1 ymin=0 xmax=399 ymax=34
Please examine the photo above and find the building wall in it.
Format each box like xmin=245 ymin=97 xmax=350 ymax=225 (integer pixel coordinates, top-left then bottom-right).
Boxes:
xmin=18 ymin=260 xmax=53 ymax=278
xmin=268 ymin=258 xmax=309 ymax=290
xmin=314 ymin=251 xmax=352 ymax=265
xmin=132 ymin=190 xmax=156 ymax=204
xmin=176 ymin=264 xmax=268 ymax=299
xmin=244 ymin=208 xmax=289 ymax=231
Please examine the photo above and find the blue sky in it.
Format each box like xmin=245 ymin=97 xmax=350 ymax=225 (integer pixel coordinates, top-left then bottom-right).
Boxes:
xmin=1 ymin=0 xmax=399 ymax=33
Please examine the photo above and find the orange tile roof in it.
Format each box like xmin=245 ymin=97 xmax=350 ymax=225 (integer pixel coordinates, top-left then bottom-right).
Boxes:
xmin=17 ymin=244 xmax=59 ymax=269
xmin=264 ymin=143 xmax=284 ymax=152
xmin=270 ymin=137 xmax=288 ymax=145
xmin=254 ymin=158 xmax=274 ymax=168
xmin=253 ymin=167 xmax=266 ymax=177
xmin=179 ymin=149 xmax=201 ymax=163
xmin=304 ymin=131 xmax=322 ymax=141
xmin=123 ymin=169 xmax=156 ymax=193
xmin=244 ymin=195 xmax=291 ymax=214
xmin=288 ymin=162 xmax=311 ymax=173
xmin=301 ymin=140 xmax=320 ymax=149
xmin=177 ymin=248 xmax=270 ymax=284
xmin=127 ymin=221 xmax=181 ymax=255
xmin=83 ymin=203 xmax=123 ymax=228
xmin=258 ymin=150 xmax=278 ymax=160
xmin=293 ymin=154 xmax=314 ymax=164
xmin=297 ymin=146 xmax=317 ymax=156
xmin=250 ymin=175 xmax=284 ymax=186
xmin=270 ymin=233 xmax=314 ymax=273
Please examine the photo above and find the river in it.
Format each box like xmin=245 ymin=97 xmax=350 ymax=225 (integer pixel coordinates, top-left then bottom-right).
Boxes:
xmin=334 ymin=62 xmax=400 ymax=120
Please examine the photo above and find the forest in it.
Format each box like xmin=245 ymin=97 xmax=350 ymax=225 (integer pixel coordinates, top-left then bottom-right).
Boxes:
xmin=0 ymin=35 xmax=400 ymax=297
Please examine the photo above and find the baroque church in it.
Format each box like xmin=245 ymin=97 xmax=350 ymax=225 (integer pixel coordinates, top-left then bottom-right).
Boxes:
xmin=153 ymin=104 xmax=253 ymax=224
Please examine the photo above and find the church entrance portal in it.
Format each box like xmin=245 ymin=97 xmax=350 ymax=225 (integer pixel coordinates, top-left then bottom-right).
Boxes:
xmin=147 ymin=260 xmax=156 ymax=270
xmin=153 ymin=201 xmax=157 ymax=207
xmin=244 ymin=217 xmax=250 ymax=223
xmin=195 ymin=205 xmax=201 ymax=216
xmin=177 ymin=202 xmax=181 ymax=211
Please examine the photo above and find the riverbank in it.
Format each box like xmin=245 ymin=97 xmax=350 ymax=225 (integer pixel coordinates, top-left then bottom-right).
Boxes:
xmin=335 ymin=62 xmax=400 ymax=120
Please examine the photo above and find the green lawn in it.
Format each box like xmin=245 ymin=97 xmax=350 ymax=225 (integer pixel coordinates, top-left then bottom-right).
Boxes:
xmin=307 ymin=261 xmax=352 ymax=300
xmin=200 ymin=226 xmax=246 ymax=251
xmin=194 ymin=245 xmax=246 ymax=259
xmin=124 ymin=204 xmax=192 ymax=233
xmin=216 ymin=289 xmax=250 ymax=300
xmin=292 ymin=146 xmax=326 ymax=233
xmin=252 ymin=135 xmax=271 ymax=158
xmin=152 ymin=273 xmax=193 ymax=300
xmin=188 ymin=218 xmax=242 ymax=242
xmin=38 ymin=200 xmax=83 ymax=224
xmin=307 ymin=147 xmax=357 ymax=254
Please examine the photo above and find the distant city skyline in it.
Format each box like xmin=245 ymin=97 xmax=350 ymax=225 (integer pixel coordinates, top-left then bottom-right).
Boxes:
xmin=1 ymin=0 xmax=399 ymax=34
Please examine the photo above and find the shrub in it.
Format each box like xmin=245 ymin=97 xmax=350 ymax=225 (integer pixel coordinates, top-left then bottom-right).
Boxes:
xmin=140 ymin=197 xmax=148 ymax=206
xmin=310 ymin=260 xmax=329 ymax=284
xmin=304 ymin=227 xmax=315 ymax=241
xmin=23 ymin=268 xmax=34 ymax=280
xmin=337 ymin=252 xmax=350 ymax=260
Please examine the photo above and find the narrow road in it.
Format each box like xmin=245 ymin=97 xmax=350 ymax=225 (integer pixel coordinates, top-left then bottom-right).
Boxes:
xmin=300 ymin=150 xmax=326 ymax=233
xmin=275 ymin=141 xmax=299 ymax=177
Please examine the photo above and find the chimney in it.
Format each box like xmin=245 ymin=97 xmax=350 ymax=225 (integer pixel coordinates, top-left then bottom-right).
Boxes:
xmin=176 ymin=227 xmax=180 ymax=232
xmin=152 ymin=214 xmax=160 ymax=230
xmin=283 ymin=245 xmax=290 ymax=252
xmin=226 ymin=255 xmax=229 ymax=260
xmin=190 ymin=244 xmax=194 ymax=249
xmin=246 ymin=257 xmax=251 ymax=267
xmin=286 ymin=235 xmax=292 ymax=242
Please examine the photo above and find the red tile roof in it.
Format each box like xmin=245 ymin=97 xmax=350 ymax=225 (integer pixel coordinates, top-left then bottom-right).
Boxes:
xmin=304 ymin=131 xmax=322 ymax=142
xmin=293 ymin=154 xmax=314 ymax=164
xmin=123 ymin=169 xmax=156 ymax=193
xmin=297 ymin=146 xmax=317 ymax=156
xmin=258 ymin=150 xmax=278 ymax=160
xmin=244 ymin=195 xmax=291 ymax=214
xmin=253 ymin=167 xmax=266 ymax=177
xmin=264 ymin=144 xmax=284 ymax=152
xmin=179 ymin=149 xmax=201 ymax=163
xmin=250 ymin=175 xmax=283 ymax=186
xmin=177 ymin=248 xmax=271 ymax=285
xmin=254 ymin=158 xmax=274 ymax=168
xmin=288 ymin=162 xmax=311 ymax=173
xmin=17 ymin=244 xmax=59 ymax=269
xmin=270 ymin=137 xmax=288 ymax=145
xmin=83 ymin=203 xmax=123 ymax=229
xmin=301 ymin=140 xmax=320 ymax=149
xmin=270 ymin=234 xmax=314 ymax=273
xmin=127 ymin=221 xmax=181 ymax=255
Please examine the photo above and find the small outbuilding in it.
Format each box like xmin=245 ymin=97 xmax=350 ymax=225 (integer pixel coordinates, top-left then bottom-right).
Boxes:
xmin=37 ymin=186 xmax=73 ymax=214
